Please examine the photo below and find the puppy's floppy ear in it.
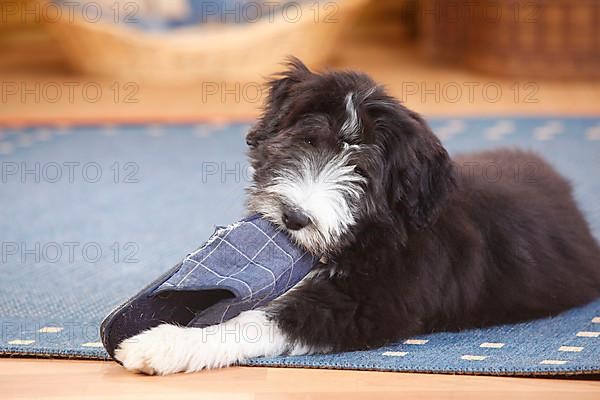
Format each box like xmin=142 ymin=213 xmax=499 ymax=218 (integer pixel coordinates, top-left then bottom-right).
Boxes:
xmin=403 ymin=111 xmax=456 ymax=228
xmin=246 ymin=57 xmax=312 ymax=147
xmin=382 ymin=108 xmax=456 ymax=230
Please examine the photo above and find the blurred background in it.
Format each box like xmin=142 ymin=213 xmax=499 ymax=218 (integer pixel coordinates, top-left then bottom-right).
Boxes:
xmin=1 ymin=2 xmax=600 ymax=389
xmin=1 ymin=0 xmax=598 ymax=125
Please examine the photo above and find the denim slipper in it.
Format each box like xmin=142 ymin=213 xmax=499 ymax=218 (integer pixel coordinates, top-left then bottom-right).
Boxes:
xmin=101 ymin=214 xmax=317 ymax=359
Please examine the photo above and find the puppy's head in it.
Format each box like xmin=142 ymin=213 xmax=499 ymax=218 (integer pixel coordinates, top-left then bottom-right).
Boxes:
xmin=247 ymin=58 xmax=455 ymax=255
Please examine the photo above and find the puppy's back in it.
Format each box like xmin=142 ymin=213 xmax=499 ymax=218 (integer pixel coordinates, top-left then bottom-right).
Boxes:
xmin=446 ymin=148 xmax=600 ymax=323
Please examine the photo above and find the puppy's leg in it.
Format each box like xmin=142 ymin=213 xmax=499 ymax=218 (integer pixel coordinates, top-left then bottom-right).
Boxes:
xmin=115 ymin=310 xmax=306 ymax=375
xmin=269 ymin=278 xmax=423 ymax=352
xmin=116 ymin=278 xmax=417 ymax=375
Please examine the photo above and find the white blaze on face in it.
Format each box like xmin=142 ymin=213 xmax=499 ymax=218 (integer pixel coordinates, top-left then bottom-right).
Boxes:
xmin=340 ymin=88 xmax=376 ymax=142
xmin=266 ymin=149 xmax=365 ymax=251
xmin=340 ymin=92 xmax=360 ymax=142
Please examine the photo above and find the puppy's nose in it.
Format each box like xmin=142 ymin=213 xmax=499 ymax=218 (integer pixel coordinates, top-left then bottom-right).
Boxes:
xmin=282 ymin=208 xmax=311 ymax=230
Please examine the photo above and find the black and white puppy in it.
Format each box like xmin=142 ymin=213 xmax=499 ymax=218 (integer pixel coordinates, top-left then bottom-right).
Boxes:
xmin=116 ymin=59 xmax=600 ymax=375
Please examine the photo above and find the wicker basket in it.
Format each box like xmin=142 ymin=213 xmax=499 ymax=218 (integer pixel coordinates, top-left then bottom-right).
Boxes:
xmin=421 ymin=0 xmax=600 ymax=79
xmin=43 ymin=0 xmax=367 ymax=83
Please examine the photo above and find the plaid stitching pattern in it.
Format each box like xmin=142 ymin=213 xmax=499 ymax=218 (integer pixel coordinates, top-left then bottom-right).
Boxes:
xmin=154 ymin=216 xmax=316 ymax=326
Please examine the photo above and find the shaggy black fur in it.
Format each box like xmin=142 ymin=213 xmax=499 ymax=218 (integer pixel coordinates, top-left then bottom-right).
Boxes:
xmin=247 ymin=59 xmax=600 ymax=352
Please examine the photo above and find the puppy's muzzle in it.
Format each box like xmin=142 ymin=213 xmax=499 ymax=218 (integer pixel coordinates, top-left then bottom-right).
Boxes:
xmin=282 ymin=206 xmax=311 ymax=230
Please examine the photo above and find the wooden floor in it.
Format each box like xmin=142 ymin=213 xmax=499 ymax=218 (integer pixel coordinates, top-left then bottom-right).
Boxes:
xmin=2 ymin=9 xmax=600 ymax=400
xmin=1 ymin=359 xmax=599 ymax=400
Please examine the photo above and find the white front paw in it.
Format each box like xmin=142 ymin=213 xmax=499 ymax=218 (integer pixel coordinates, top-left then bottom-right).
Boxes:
xmin=113 ymin=310 xmax=290 ymax=375
xmin=114 ymin=324 xmax=191 ymax=375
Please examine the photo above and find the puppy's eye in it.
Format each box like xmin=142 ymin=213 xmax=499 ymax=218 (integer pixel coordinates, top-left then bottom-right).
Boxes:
xmin=246 ymin=135 xmax=258 ymax=147
xmin=354 ymin=166 xmax=367 ymax=178
xmin=303 ymin=137 xmax=314 ymax=146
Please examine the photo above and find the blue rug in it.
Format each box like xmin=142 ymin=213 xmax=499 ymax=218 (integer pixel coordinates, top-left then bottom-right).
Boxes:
xmin=1 ymin=118 xmax=599 ymax=376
